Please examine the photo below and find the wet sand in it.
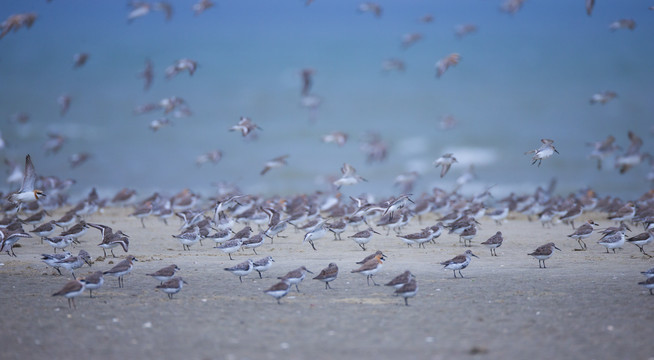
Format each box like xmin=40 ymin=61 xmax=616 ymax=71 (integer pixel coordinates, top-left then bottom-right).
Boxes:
xmin=1 ymin=207 xmax=652 ymax=360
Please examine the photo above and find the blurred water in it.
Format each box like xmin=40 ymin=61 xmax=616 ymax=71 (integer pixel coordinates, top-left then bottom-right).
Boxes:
xmin=0 ymin=0 xmax=652 ymax=200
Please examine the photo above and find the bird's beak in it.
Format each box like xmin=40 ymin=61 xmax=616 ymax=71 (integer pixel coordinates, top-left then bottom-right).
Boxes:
xmin=554 ymin=246 xmax=562 ymax=251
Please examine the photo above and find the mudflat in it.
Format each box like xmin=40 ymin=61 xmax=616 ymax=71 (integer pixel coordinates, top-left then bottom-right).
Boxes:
xmin=1 ymin=208 xmax=652 ymax=360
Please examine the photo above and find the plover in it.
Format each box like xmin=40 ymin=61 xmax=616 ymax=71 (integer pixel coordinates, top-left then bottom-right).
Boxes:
xmin=278 ymin=266 xmax=313 ymax=292
xmin=103 ymin=255 xmax=137 ymax=288
xmin=146 ymin=264 xmax=180 ymax=284
xmin=7 ymin=155 xmax=45 ymax=206
xmin=52 ymin=279 xmax=86 ymax=309
xmin=156 ymin=277 xmax=188 ymax=299
xmin=480 ymin=231 xmax=504 ymax=256
xmin=313 ymin=262 xmax=338 ymax=289
xmin=351 ymin=253 xmax=385 ymax=286
xmin=528 ymin=243 xmax=561 ymax=268
xmin=357 ymin=250 xmax=386 ymax=264
xmin=441 ymin=250 xmax=478 ymax=278
xmin=224 ymin=259 xmax=254 ymax=283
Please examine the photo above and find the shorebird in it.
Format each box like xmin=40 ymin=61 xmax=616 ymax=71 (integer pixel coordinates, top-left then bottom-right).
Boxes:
xmin=333 ymin=163 xmax=367 ymax=189
xmin=229 ymin=116 xmax=261 ymax=137
xmin=224 ymin=259 xmax=254 ymax=283
xmin=215 ymin=239 xmax=242 ymax=260
xmin=627 ymin=230 xmax=654 ymax=257
xmin=590 ymin=91 xmax=617 ymax=105
xmin=528 ymin=243 xmax=561 ymax=268
xmin=357 ymin=2 xmax=382 ymax=17
xmin=103 ymin=255 xmax=137 ymax=288
xmin=567 ymin=220 xmax=599 ymax=251
xmin=253 ymin=256 xmax=274 ymax=278
xmin=7 ymin=155 xmax=45 ymax=206
xmin=278 ymin=266 xmax=313 ymax=292
xmin=264 ymin=279 xmax=291 ymax=304
xmin=480 ymin=231 xmax=504 ymax=256
xmin=146 ymin=264 xmax=180 ymax=285
xmin=587 ymin=135 xmax=620 ymax=170
xmin=303 ymin=222 xmax=326 ymax=251
xmin=41 ymin=251 xmax=72 ymax=275
xmin=348 ymin=227 xmax=380 ymax=251
xmin=351 ymin=253 xmax=385 ymax=286
xmin=639 ymin=277 xmax=654 ymax=295
xmin=525 ymin=139 xmax=559 ymax=167
xmin=435 ymin=53 xmax=461 ymax=78
xmin=52 ymin=279 xmax=86 ymax=309
xmin=172 ymin=225 xmax=200 ymax=251
xmin=55 ymin=250 xmax=92 ymax=279
xmin=609 ymin=19 xmax=636 ymax=31
xmin=82 ymin=271 xmax=104 ymax=298
xmin=156 ymin=277 xmax=187 ymax=299
xmin=165 ymin=58 xmax=198 ymax=79
xmin=394 ymin=278 xmax=418 ymax=306
xmin=385 ymin=270 xmax=415 ymax=289
xmin=260 ymin=155 xmax=289 ymax=176
xmin=321 ymin=131 xmax=348 ymax=146
xmin=193 ymin=0 xmax=214 ymax=16
xmin=598 ymin=231 xmax=626 ymax=254
xmin=441 ymin=250 xmax=478 ymax=278
xmin=313 ymin=263 xmax=338 ymax=289
xmin=433 ymin=153 xmax=457 ymax=178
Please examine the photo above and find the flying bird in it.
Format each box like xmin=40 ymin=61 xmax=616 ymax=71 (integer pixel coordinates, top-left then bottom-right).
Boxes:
xmin=525 ymin=139 xmax=559 ymax=166
xmin=433 ymin=153 xmax=458 ymax=178
xmin=435 ymin=53 xmax=461 ymax=78
xmin=7 ymin=155 xmax=45 ymax=205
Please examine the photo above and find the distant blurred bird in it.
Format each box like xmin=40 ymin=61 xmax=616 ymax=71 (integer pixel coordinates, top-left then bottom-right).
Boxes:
xmin=609 ymin=19 xmax=636 ymax=31
xmin=261 ymin=155 xmax=289 ymax=176
xmin=72 ymin=53 xmax=89 ymax=68
xmin=43 ymin=133 xmax=66 ymax=155
xmin=69 ymin=153 xmax=90 ymax=169
xmin=196 ymin=150 xmax=222 ymax=167
xmin=357 ymin=2 xmax=382 ymax=17
xmin=300 ymin=68 xmax=315 ymax=96
xmin=381 ymin=58 xmax=405 ymax=73
xmin=615 ymin=131 xmax=647 ymax=174
xmin=433 ymin=153 xmax=458 ymax=178
xmin=0 ymin=13 xmax=37 ymax=39
xmin=500 ymin=0 xmax=525 ymax=14
xmin=419 ymin=14 xmax=433 ymax=23
xmin=401 ymin=33 xmax=422 ymax=49
xmin=127 ymin=2 xmax=152 ymax=23
xmin=58 ymin=94 xmax=71 ymax=117
xmin=360 ymin=132 xmax=387 ymax=163
xmin=590 ymin=91 xmax=617 ymax=105
xmin=138 ymin=58 xmax=154 ymax=91
xmin=192 ymin=0 xmax=214 ymax=16
xmin=454 ymin=24 xmax=477 ymax=39
xmin=321 ymin=131 xmax=348 ymax=147
xmin=586 ymin=0 xmax=595 ymax=16
xmin=435 ymin=53 xmax=461 ymax=78
xmin=229 ymin=117 xmax=261 ymax=137
xmin=525 ymin=139 xmax=559 ymax=167
xmin=587 ymin=135 xmax=620 ymax=170
xmin=333 ymin=163 xmax=366 ymax=189
xmin=165 ymin=58 xmax=197 ymax=78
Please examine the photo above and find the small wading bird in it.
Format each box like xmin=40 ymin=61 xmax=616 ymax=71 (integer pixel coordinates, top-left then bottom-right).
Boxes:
xmin=7 ymin=155 xmax=45 ymax=206
xmin=525 ymin=139 xmax=559 ymax=166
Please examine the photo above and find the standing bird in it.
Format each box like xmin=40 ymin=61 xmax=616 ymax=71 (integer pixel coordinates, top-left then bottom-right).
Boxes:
xmin=394 ymin=278 xmax=418 ymax=306
xmin=156 ymin=277 xmax=187 ymax=299
xmin=567 ymin=219 xmax=598 ymax=251
xmin=103 ymin=255 xmax=138 ymax=288
xmin=433 ymin=153 xmax=458 ymax=178
xmin=528 ymin=242 xmax=561 ymax=268
xmin=525 ymin=139 xmax=559 ymax=166
xmin=351 ymin=253 xmax=385 ymax=285
xmin=441 ymin=250 xmax=478 ymax=278
xmin=52 ymin=279 xmax=86 ymax=309
xmin=264 ymin=279 xmax=291 ymax=304
xmin=313 ymin=263 xmax=338 ymax=289
xmin=480 ymin=231 xmax=504 ymax=256
xmin=7 ymin=155 xmax=45 ymax=206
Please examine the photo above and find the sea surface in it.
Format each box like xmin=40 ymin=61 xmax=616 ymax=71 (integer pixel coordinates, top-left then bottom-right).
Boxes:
xmin=1 ymin=0 xmax=652 ymax=201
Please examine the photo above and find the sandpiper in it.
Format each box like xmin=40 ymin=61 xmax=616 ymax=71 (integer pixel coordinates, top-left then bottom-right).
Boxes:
xmin=56 ymin=250 xmax=92 ymax=279
xmin=385 ymin=270 xmax=415 ymax=289
xmin=278 ymin=266 xmax=313 ymax=292
xmin=598 ymin=231 xmax=626 ymax=254
xmin=82 ymin=270 xmax=104 ymax=298
xmin=433 ymin=153 xmax=457 ymax=178
xmin=41 ymin=251 xmax=72 ymax=275
xmin=0 ymin=229 xmax=32 ymax=256
xmin=525 ymin=139 xmax=559 ymax=167
xmin=52 ymin=279 xmax=86 ymax=309
xmin=567 ymin=219 xmax=599 ymax=250
xmin=528 ymin=243 xmax=561 ymax=268
xmin=397 ymin=230 xmax=430 ymax=248
xmin=156 ymin=277 xmax=187 ymax=299
xmin=264 ymin=279 xmax=291 ymax=304
xmin=351 ymin=253 xmax=385 ymax=286
xmin=627 ymin=230 xmax=654 ymax=257
xmin=641 ymin=267 xmax=654 ymax=278
xmin=260 ymin=155 xmax=289 ymax=176
xmin=638 ymin=277 xmax=654 ymax=295
xmin=313 ymin=263 xmax=338 ymax=289
xmin=480 ymin=231 xmax=504 ymax=256
xmin=224 ymin=259 xmax=254 ymax=283
xmin=303 ymin=222 xmax=327 ymax=251
xmin=44 ymin=236 xmax=74 ymax=253
xmin=103 ymin=255 xmax=137 ymax=288
xmin=242 ymin=232 xmax=265 ymax=255
xmin=348 ymin=227 xmax=380 ymax=251
xmin=441 ymin=250 xmax=478 ymax=278
xmin=172 ymin=225 xmax=201 ymax=251
xmin=146 ymin=264 xmax=180 ymax=284
xmin=31 ymin=221 xmax=58 ymax=241
xmin=215 ymin=238 xmax=243 ymax=260
xmin=252 ymin=256 xmax=274 ymax=278
xmin=333 ymin=163 xmax=367 ymax=189
xmin=394 ymin=278 xmax=418 ymax=306
xmin=435 ymin=53 xmax=461 ymax=78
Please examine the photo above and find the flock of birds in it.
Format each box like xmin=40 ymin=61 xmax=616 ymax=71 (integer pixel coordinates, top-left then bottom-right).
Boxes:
xmin=1 ymin=151 xmax=653 ymax=309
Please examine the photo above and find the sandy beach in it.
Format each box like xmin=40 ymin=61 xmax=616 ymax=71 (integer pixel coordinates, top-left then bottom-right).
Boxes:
xmin=0 ymin=206 xmax=652 ymax=360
